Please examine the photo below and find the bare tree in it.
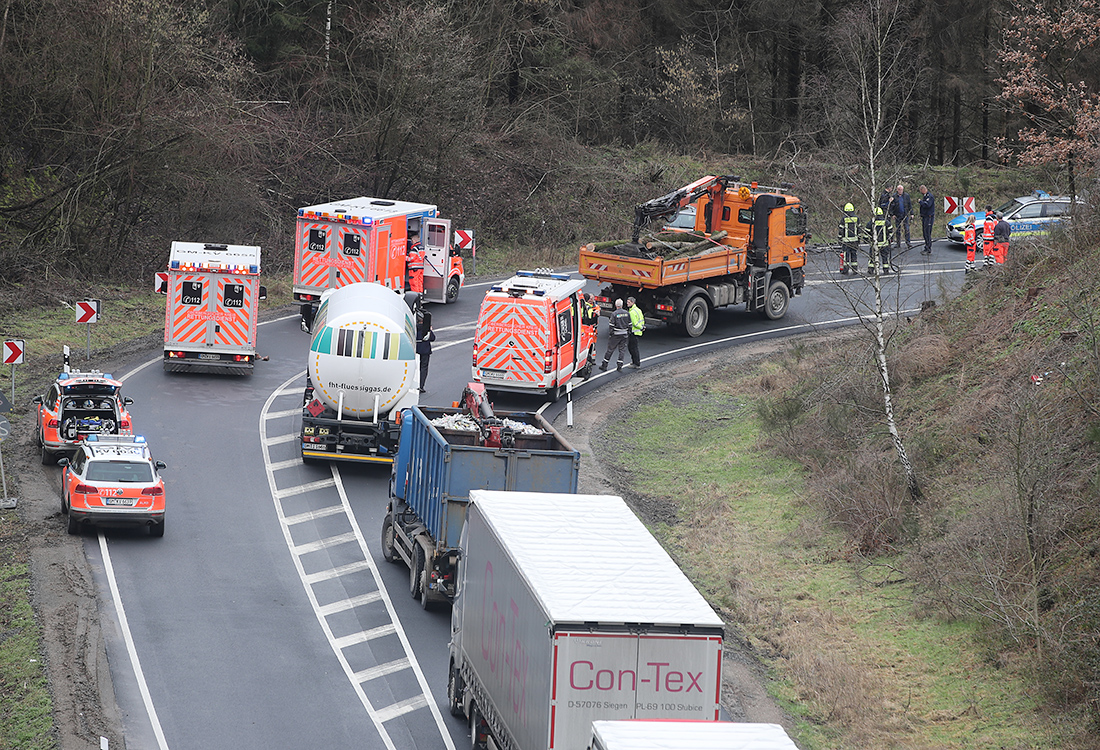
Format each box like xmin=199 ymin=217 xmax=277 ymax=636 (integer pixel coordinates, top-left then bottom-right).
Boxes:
xmin=822 ymin=0 xmax=924 ymax=504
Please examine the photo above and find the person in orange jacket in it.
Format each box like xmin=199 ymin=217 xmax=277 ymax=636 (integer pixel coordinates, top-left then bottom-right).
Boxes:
xmin=963 ymin=217 xmax=978 ymax=274
xmin=980 ymin=206 xmax=996 ymax=269
xmin=406 ymin=234 xmax=425 ymax=294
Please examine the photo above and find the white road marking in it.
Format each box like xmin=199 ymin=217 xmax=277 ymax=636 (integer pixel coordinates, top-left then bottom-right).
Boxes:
xmin=260 ymin=371 xmax=457 ymax=750
xmin=267 ymin=457 xmax=304 ymax=471
xmin=354 ymin=658 xmax=411 ymax=682
xmin=274 ymin=477 xmax=336 ymax=499
xmin=282 ymin=504 xmax=346 ymax=526
xmin=433 ymin=336 xmax=474 ymax=351
xmin=97 ymin=533 xmax=171 ymax=750
xmin=265 ymin=407 xmax=302 ymax=419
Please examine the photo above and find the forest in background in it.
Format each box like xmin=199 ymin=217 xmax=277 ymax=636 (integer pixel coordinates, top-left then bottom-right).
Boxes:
xmin=1 ymin=0 xmax=1097 ymax=312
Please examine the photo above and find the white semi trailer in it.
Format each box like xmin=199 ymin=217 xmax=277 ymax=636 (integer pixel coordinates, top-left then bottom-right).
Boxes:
xmin=588 ymin=720 xmax=799 ymax=750
xmin=299 ymin=281 xmax=420 ymax=464
xmin=448 ymin=491 xmax=726 ymax=750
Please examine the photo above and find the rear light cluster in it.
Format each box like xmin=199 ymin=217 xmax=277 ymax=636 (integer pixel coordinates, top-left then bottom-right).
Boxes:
xmin=120 ymin=420 xmax=131 ymax=429
xmin=141 ymin=487 xmax=164 ymax=496
xmin=166 ymin=351 xmax=186 ymax=358
xmin=594 ymin=295 xmax=609 ymax=305
xmin=48 ymin=419 xmax=60 ymax=428
xmin=232 ymin=355 xmax=251 ymax=362
xmin=543 ymin=350 xmax=553 ymax=374
xmin=656 ymin=303 xmax=674 ymax=313
xmin=74 ymin=484 xmax=98 ymax=495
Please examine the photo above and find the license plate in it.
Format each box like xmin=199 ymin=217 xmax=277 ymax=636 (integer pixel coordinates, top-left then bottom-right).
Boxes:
xmin=199 ymin=353 xmax=221 ymax=361
xmin=482 ymin=368 xmax=506 ymax=376
xmin=104 ymin=497 xmax=135 ymax=506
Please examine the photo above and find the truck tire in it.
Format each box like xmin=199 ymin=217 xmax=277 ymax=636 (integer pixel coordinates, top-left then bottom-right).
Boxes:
xmin=381 ymin=515 xmax=398 ymax=563
xmin=470 ymin=703 xmax=488 ymax=750
xmin=763 ymin=281 xmax=790 ymax=320
xmin=681 ymin=296 xmax=709 ymax=337
xmin=447 ymin=663 xmax=465 ymax=717
xmin=446 ymin=277 xmax=461 ymax=304
xmin=410 ymin=544 xmax=425 ymax=600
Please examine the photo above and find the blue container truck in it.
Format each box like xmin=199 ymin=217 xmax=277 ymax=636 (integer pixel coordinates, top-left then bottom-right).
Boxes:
xmin=382 ymin=404 xmax=579 ymax=607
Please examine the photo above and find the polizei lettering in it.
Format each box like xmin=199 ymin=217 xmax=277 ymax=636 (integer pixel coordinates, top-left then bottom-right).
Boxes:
xmin=324 ymin=381 xmax=392 ymax=394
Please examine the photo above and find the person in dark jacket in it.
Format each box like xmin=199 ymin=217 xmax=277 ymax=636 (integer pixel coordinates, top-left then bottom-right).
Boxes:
xmin=416 ymin=311 xmax=436 ymax=393
xmin=889 ymin=184 xmax=912 ymax=248
xmin=599 ymin=299 xmax=631 ymax=372
xmin=918 ymin=185 xmax=935 ymax=254
xmin=878 ymin=187 xmax=894 ymax=218
xmin=992 ymin=213 xmax=1011 ymax=266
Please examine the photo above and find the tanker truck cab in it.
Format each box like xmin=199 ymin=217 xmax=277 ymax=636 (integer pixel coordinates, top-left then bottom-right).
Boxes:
xmin=300 ymin=282 xmax=420 ymax=465
xmin=472 ymin=271 xmax=596 ymax=400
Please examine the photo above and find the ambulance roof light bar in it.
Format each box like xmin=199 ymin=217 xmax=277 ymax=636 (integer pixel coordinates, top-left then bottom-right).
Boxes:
xmin=515 ymin=270 xmax=571 ymax=281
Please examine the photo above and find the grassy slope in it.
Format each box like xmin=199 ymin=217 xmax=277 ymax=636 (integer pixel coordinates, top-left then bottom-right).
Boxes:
xmin=599 ymin=225 xmax=1100 ymax=748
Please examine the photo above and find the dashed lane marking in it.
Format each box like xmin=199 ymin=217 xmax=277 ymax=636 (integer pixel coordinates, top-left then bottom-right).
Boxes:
xmin=260 ymin=371 xmax=457 ymax=750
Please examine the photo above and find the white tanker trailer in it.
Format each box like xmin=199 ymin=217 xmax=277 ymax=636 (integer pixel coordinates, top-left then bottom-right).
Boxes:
xmin=300 ymin=282 xmax=420 ymax=464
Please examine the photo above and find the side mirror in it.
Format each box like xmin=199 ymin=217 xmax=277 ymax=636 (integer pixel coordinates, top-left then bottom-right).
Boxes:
xmin=124 ymin=397 xmax=134 ymax=406
xmin=258 ymin=285 xmax=268 ymax=301
xmin=154 ymin=461 xmax=167 ymax=470
xmin=32 ymin=395 xmax=42 ymax=405
xmin=57 ymin=458 xmax=70 ymax=467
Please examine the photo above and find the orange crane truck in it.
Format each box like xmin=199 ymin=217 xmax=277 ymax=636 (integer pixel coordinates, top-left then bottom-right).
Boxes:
xmin=579 ymin=175 xmax=807 ymax=337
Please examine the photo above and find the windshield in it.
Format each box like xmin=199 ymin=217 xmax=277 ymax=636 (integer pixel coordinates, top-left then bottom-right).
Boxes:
xmin=61 ymin=384 xmax=118 ymax=396
xmin=997 ymin=198 xmax=1024 ymax=214
xmin=87 ymin=461 xmax=154 ymax=483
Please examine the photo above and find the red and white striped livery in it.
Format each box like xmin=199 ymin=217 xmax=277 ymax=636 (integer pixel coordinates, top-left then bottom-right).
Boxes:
xmin=292 ymin=197 xmax=465 ymax=331
xmin=472 ymin=271 xmax=596 ymax=399
xmin=162 ymin=242 xmax=265 ymax=374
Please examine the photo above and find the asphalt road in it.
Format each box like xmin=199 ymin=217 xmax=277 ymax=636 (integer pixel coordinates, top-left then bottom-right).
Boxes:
xmin=80 ymin=237 xmax=967 ymax=749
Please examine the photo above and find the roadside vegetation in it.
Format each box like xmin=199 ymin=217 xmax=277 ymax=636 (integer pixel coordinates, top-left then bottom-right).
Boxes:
xmin=598 ymin=221 xmax=1100 ymax=748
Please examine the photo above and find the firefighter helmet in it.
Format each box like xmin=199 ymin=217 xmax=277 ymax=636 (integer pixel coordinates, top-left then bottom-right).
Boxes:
xmin=844 ymin=203 xmax=855 ymax=212
xmin=875 ymin=207 xmax=883 ymax=215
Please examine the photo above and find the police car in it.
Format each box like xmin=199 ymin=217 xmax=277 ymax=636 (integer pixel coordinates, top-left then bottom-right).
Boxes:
xmin=58 ymin=435 xmax=166 ymax=537
xmin=33 ymin=369 xmax=134 ymax=465
xmin=945 ymin=190 xmax=1082 ymax=246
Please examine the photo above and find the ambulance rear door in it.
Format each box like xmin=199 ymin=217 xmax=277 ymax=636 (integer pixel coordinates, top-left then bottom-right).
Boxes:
xmin=212 ymin=276 xmax=259 ymax=354
xmin=294 ymin=219 xmax=372 ymax=295
xmin=422 ymin=218 xmax=451 ymax=303
xmin=552 ymin=296 xmax=578 ymax=386
xmin=165 ymin=272 xmax=215 ymax=351
xmin=475 ymin=296 xmax=549 ymax=386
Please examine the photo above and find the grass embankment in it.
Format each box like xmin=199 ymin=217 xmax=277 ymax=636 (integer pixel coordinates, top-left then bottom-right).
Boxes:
xmin=602 ymin=378 xmax=1077 ymax=749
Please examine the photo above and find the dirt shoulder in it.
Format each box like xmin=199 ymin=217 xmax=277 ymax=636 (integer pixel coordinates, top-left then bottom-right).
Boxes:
xmin=552 ymin=336 xmax=812 ymax=730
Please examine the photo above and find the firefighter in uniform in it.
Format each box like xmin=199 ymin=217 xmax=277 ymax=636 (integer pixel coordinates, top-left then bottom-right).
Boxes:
xmin=866 ymin=207 xmax=892 ymax=273
xmin=838 ymin=203 xmax=860 ymax=274
xmin=981 ymin=206 xmax=996 ymax=270
xmin=406 ymin=233 xmax=425 ymax=294
xmin=963 ymin=217 xmax=978 ymax=273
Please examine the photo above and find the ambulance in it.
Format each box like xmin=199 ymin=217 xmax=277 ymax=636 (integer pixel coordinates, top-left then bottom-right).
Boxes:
xmin=161 ymin=242 xmax=266 ymax=374
xmin=472 ymin=271 xmax=597 ymax=399
xmin=292 ymin=197 xmax=465 ymax=330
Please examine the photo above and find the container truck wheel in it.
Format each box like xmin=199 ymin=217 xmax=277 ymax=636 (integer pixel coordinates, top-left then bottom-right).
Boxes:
xmin=446 ymin=277 xmax=461 ymax=303
xmin=763 ymin=281 xmax=790 ymax=320
xmin=409 ymin=544 xmax=425 ymax=599
xmin=381 ymin=515 xmax=398 ymax=563
xmin=681 ymin=296 xmax=709 ymax=337
xmin=447 ymin=663 xmax=465 ymax=717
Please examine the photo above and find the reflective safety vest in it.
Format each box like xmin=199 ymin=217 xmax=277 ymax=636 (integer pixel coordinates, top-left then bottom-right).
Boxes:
xmin=872 ymin=217 xmax=887 ymax=245
xmin=982 ymin=216 xmax=995 ymax=243
xmin=840 ymin=213 xmax=860 ymax=243
xmin=964 ymin=225 xmax=976 ymax=247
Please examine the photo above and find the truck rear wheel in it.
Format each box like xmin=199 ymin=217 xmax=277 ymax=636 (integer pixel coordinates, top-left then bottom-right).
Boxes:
xmin=470 ymin=703 xmax=488 ymax=750
xmin=410 ymin=544 xmax=425 ymax=599
xmin=763 ymin=281 xmax=790 ymax=320
xmin=681 ymin=296 xmax=709 ymax=337
xmin=381 ymin=515 xmax=398 ymax=563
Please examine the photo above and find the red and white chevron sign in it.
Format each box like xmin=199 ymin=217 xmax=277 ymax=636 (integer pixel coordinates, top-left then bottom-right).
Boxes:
xmin=2 ymin=340 xmax=24 ymax=365
xmin=943 ymin=196 xmax=976 ymax=214
xmin=455 ymin=229 xmax=475 ymax=249
xmin=154 ymin=272 xmax=169 ymax=294
xmin=75 ymin=299 xmax=100 ymax=324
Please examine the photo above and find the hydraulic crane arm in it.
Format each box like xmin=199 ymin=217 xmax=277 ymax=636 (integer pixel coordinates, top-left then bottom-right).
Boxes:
xmin=631 ymin=174 xmax=737 ymax=243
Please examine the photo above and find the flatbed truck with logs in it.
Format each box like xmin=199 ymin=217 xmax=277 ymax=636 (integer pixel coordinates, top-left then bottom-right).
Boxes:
xmin=579 ymin=175 xmax=807 ymax=336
